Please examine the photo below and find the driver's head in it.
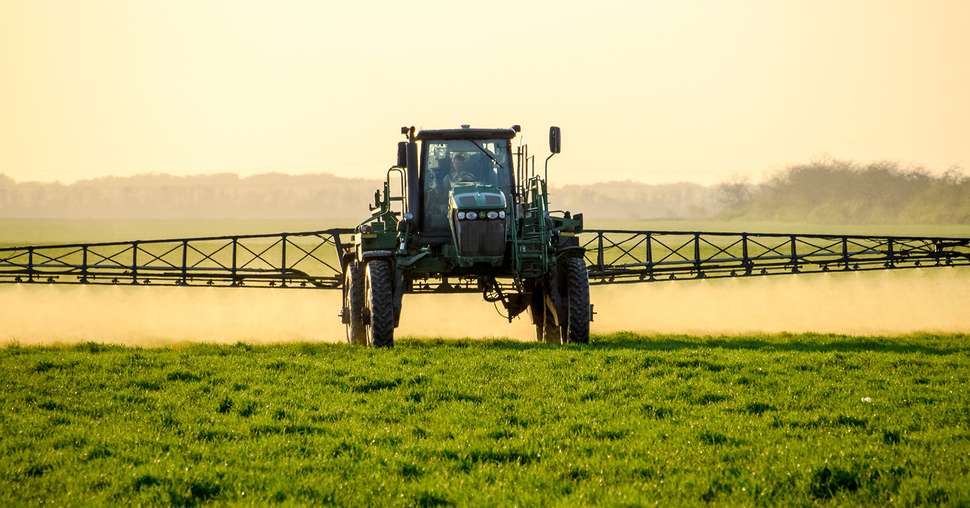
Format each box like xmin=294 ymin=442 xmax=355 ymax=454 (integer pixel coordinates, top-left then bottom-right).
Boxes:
xmin=451 ymin=153 xmax=466 ymax=174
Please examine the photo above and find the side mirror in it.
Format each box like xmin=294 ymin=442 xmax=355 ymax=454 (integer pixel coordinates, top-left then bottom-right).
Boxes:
xmin=549 ymin=126 xmax=561 ymax=154
xmin=397 ymin=142 xmax=408 ymax=168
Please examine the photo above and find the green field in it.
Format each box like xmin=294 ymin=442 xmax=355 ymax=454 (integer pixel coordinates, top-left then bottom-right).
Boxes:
xmin=3 ymin=334 xmax=969 ymax=506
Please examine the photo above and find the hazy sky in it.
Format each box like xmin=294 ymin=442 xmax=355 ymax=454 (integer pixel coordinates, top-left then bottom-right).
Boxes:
xmin=2 ymin=0 xmax=968 ymax=185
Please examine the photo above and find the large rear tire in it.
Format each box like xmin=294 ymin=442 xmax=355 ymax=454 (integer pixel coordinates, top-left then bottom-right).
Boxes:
xmin=364 ymin=259 xmax=394 ymax=348
xmin=343 ymin=261 xmax=365 ymax=345
xmin=562 ymin=257 xmax=590 ymax=344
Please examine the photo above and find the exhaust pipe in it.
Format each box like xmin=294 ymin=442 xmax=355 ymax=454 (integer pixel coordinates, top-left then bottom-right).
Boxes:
xmin=405 ymin=127 xmax=419 ymax=229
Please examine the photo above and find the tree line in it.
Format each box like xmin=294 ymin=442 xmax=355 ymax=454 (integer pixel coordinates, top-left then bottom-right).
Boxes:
xmin=1 ymin=161 xmax=966 ymax=224
xmin=719 ymin=160 xmax=969 ymax=224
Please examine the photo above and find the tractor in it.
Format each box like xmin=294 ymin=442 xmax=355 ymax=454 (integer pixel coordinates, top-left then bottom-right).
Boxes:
xmin=342 ymin=125 xmax=590 ymax=347
xmin=3 ymin=126 xmax=968 ymax=346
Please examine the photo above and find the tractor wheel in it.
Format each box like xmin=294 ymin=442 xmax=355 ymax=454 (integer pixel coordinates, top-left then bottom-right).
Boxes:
xmin=562 ymin=257 xmax=590 ymax=344
xmin=364 ymin=259 xmax=394 ymax=348
xmin=343 ymin=261 xmax=365 ymax=345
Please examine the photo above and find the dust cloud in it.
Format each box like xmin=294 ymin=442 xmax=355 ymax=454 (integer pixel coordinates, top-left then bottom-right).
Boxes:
xmin=590 ymin=269 xmax=970 ymax=336
xmin=0 ymin=285 xmax=534 ymax=346
xmin=0 ymin=269 xmax=967 ymax=346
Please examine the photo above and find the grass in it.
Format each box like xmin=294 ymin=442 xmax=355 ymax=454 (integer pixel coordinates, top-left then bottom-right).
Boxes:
xmin=2 ymin=333 xmax=969 ymax=506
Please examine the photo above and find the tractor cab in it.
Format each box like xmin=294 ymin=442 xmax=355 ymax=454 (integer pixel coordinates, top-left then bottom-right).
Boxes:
xmin=415 ymin=128 xmax=517 ymax=240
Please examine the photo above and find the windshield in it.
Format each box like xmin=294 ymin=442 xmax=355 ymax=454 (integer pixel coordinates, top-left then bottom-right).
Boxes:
xmin=422 ymin=139 xmax=512 ymax=234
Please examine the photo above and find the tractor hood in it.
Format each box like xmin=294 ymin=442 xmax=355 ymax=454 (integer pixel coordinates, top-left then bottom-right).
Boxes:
xmin=448 ymin=183 xmax=507 ymax=211
xmin=448 ymin=184 xmax=507 ymax=263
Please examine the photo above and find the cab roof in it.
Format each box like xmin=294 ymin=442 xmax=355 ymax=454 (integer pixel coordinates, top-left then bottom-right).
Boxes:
xmin=415 ymin=127 xmax=517 ymax=141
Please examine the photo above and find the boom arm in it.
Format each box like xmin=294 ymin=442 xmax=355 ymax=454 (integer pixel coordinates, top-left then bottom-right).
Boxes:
xmin=0 ymin=229 xmax=354 ymax=289
xmin=583 ymin=230 xmax=970 ymax=284
xmin=1 ymin=229 xmax=967 ymax=289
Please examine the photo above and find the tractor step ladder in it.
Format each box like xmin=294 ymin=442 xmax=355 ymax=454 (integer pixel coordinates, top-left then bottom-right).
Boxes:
xmin=516 ymin=203 xmax=548 ymax=278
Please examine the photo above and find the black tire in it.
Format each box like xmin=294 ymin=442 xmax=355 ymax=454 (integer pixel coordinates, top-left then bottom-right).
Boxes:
xmin=343 ymin=261 xmax=365 ymax=345
xmin=563 ymin=257 xmax=590 ymax=344
xmin=364 ymin=259 xmax=394 ymax=348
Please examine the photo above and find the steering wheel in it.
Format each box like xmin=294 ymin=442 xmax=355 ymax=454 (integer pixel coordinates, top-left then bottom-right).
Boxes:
xmin=455 ymin=171 xmax=477 ymax=182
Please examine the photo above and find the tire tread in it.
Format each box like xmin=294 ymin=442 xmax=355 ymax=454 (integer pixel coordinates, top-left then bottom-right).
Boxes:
xmin=344 ymin=262 xmax=365 ymax=345
xmin=564 ymin=257 xmax=590 ymax=343
xmin=365 ymin=259 xmax=395 ymax=347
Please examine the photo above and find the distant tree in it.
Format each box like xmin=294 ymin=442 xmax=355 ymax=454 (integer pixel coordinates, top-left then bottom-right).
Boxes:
xmin=728 ymin=159 xmax=969 ymax=224
xmin=715 ymin=180 xmax=752 ymax=216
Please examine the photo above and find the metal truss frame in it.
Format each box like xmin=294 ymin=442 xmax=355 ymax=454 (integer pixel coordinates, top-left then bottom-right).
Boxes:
xmin=2 ymin=229 xmax=968 ymax=290
xmin=0 ymin=229 xmax=354 ymax=289
xmin=583 ymin=230 xmax=970 ymax=284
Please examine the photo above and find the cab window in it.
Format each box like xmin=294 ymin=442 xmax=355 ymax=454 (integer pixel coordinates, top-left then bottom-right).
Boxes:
xmin=421 ymin=139 xmax=511 ymax=235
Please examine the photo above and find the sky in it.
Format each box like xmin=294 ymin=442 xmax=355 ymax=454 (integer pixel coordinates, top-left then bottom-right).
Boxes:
xmin=1 ymin=0 xmax=968 ymax=186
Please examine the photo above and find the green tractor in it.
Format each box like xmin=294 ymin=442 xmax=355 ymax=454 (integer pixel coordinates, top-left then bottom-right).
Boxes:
xmin=341 ymin=125 xmax=589 ymax=347
xmin=5 ymin=127 xmax=968 ymax=342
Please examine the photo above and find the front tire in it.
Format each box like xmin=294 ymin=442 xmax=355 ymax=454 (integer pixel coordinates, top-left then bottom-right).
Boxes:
xmin=562 ymin=257 xmax=590 ymax=344
xmin=343 ymin=261 xmax=365 ymax=345
xmin=364 ymin=259 xmax=394 ymax=347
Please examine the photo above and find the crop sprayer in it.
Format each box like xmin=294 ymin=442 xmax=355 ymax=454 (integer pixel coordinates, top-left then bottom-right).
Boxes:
xmin=2 ymin=125 xmax=968 ymax=346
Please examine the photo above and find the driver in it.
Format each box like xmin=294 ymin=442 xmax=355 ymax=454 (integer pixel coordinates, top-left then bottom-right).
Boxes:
xmin=449 ymin=152 xmax=475 ymax=185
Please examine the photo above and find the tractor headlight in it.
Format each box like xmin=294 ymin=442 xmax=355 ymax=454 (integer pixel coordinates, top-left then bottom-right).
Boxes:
xmin=466 ymin=211 xmax=478 ymax=220
xmin=498 ymin=210 xmax=506 ymax=219
xmin=456 ymin=211 xmax=466 ymax=220
xmin=360 ymin=224 xmax=373 ymax=234
xmin=486 ymin=211 xmax=499 ymax=220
